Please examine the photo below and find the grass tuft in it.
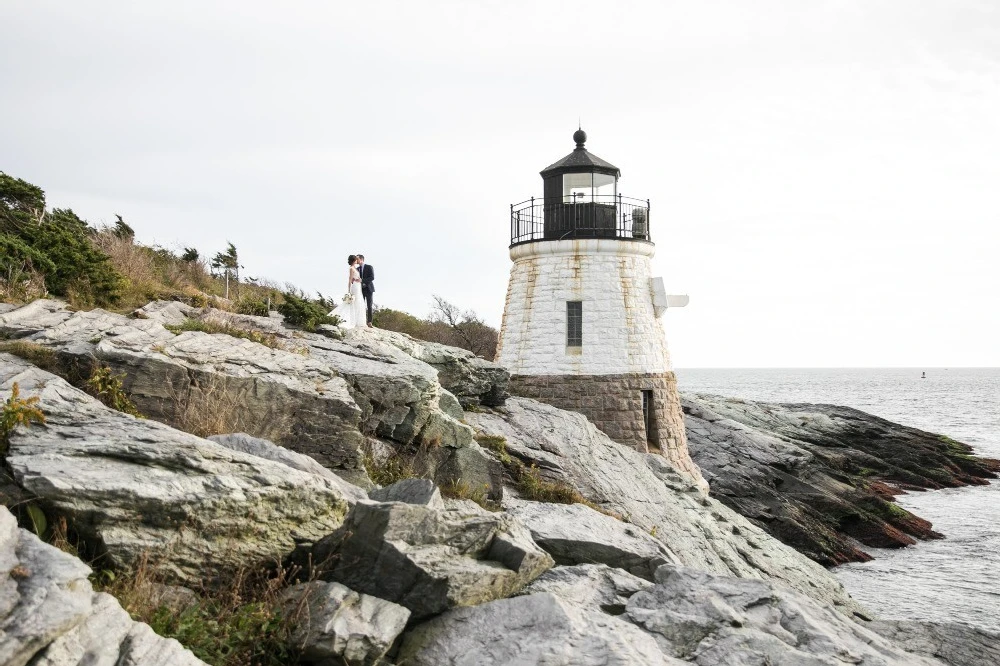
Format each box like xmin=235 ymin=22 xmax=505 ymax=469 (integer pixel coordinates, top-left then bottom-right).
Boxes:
xmin=165 ymin=318 xmax=283 ymax=350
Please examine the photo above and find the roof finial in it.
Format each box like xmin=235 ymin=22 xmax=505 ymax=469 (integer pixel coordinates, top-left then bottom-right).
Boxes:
xmin=573 ymin=125 xmax=587 ymax=149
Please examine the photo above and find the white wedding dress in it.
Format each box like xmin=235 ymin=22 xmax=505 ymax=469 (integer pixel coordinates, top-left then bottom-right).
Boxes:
xmin=331 ymin=266 xmax=367 ymax=329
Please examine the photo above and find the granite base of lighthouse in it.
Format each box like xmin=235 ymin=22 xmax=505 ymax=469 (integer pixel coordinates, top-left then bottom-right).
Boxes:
xmin=509 ymin=371 xmax=705 ymax=488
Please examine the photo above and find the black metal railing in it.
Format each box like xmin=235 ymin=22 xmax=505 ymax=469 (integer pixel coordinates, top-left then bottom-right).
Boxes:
xmin=510 ymin=194 xmax=651 ymax=246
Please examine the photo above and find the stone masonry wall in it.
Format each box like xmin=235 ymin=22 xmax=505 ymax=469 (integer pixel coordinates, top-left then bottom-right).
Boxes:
xmin=510 ymin=371 xmax=707 ymax=491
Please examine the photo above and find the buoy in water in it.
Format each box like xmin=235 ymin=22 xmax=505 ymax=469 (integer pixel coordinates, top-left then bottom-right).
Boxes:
xmin=921 ymin=371 xmax=926 ymax=379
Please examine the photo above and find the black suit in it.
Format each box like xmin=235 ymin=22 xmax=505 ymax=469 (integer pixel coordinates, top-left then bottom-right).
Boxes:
xmin=359 ymin=263 xmax=375 ymax=324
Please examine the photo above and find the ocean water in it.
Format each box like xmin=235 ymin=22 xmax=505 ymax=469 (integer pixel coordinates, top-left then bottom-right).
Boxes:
xmin=675 ymin=367 xmax=1000 ymax=632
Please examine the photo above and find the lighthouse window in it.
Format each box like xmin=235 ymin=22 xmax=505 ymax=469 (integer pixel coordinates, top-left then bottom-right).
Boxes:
xmin=566 ymin=301 xmax=583 ymax=347
xmin=562 ymin=173 xmax=593 ymax=203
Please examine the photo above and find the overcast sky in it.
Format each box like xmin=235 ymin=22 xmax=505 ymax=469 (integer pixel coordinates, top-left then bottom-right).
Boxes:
xmin=2 ymin=1 xmax=998 ymax=367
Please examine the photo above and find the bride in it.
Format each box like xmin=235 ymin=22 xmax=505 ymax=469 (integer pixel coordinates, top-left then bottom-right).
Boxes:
xmin=330 ymin=254 xmax=367 ymax=329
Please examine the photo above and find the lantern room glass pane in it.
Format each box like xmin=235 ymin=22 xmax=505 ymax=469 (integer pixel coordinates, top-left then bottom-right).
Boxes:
xmin=594 ymin=173 xmax=616 ymax=200
xmin=562 ymin=173 xmax=593 ymax=203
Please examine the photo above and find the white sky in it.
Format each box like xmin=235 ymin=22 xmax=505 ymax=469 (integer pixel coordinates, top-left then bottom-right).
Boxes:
xmin=2 ymin=1 xmax=998 ymax=367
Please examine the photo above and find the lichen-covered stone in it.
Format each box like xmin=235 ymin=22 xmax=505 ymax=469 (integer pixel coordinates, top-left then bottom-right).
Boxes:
xmin=2 ymin=356 xmax=358 ymax=585
xmin=311 ymin=499 xmax=553 ymax=621
xmin=505 ymin=500 xmax=678 ymax=581
xmin=0 ymin=507 xmax=204 ymax=666
xmin=280 ymin=581 xmax=410 ymax=666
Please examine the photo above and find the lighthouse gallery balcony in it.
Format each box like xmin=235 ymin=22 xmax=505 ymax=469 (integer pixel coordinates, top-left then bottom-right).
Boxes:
xmin=509 ymin=194 xmax=651 ymax=246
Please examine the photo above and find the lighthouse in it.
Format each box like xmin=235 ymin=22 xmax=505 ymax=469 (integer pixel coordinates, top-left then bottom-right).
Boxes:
xmin=497 ymin=129 xmax=705 ymax=488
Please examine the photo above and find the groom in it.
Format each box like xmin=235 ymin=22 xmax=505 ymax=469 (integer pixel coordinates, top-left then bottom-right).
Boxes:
xmin=357 ymin=253 xmax=375 ymax=327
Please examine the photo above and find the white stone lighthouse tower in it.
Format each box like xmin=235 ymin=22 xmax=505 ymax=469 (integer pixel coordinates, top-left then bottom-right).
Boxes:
xmin=497 ymin=129 xmax=704 ymax=487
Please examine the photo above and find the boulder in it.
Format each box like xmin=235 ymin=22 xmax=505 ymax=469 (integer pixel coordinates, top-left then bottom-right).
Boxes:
xmin=683 ymin=394 xmax=1000 ymax=565
xmin=208 ymin=432 xmax=366 ymax=500
xmin=465 ymin=397 xmax=867 ymax=616
xmin=133 ymin=300 xmax=197 ymax=326
xmin=505 ymin=500 xmax=679 ymax=581
xmin=280 ymin=581 xmax=410 ymax=666
xmin=311 ymin=499 xmax=553 ymax=620
xmin=625 ymin=564 xmax=942 ymax=665
xmin=397 ymin=593 xmax=681 ymax=666
xmin=521 ymin=564 xmax=651 ymax=616
xmin=367 ymin=478 xmax=444 ymax=509
xmin=0 ymin=507 xmax=204 ymax=666
xmin=867 ymin=620 xmax=1000 ymax=666
xmin=361 ymin=327 xmax=509 ymax=407
xmin=2 ymin=356 xmax=358 ymax=585
xmin=0 ymin=299 xmax=72 ymax=338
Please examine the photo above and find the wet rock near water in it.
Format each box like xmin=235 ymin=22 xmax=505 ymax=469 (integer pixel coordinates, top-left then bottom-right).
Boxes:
xmin=466 ymin=397 xmax=867 ymax=616
xmin=867 ymin=620 xmax=1000 ymax=666
xmin=683 ymin=394 xmax=1000 ymax=565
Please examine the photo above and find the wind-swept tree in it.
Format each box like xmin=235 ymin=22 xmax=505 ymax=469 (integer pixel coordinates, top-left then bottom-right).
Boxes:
xmin=211 ymin=242 xmax=240 ymax=299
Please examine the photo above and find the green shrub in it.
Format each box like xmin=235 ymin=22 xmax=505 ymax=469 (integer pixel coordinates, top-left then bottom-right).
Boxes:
xmin=85 ymin=366 xmax=143 ymax=417
xmin=234 ymin=295 xmax=271 ymax=317
xmin=98 ymin=556 xmax=301 ymax=666
xmin=277 ymin=292 xmax=338 ymax=331
xmin=1 ymin=382 xmax=45 ymax=454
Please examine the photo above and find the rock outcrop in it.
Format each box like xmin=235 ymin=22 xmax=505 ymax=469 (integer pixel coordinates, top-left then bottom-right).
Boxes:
xmin=624 ymin=565 xmax=940 ymax=665
xmin=0 ymin=506 xmax=204 ymax=666
xmin=505 ymin=500 xmax=679 ymax=581
xmin=683 ymin=394 xmax=1000 ymax=565
xmin=867 ymin=620 xmax=1000 ymax=666
xmin=466 ymin=397 xmax=866 ymax=616
xmin=398 ymin=592 xmax=678 ymax=666
xmin=399 ymin=562 xmax=940 ymax=665
xmin=1 ymin=355 xmax=361 ymax=585
xmin=280 ymin=581 xmax=410 ymax=666
xmin=0 ymin=300 xmax=507 ymax=492
xmin=310 ymin=499 xmax=553 ymax=621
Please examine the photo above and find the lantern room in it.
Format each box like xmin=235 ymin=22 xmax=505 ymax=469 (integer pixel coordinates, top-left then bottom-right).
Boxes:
xmin=510 ymin=129 xmax=650 ymax=245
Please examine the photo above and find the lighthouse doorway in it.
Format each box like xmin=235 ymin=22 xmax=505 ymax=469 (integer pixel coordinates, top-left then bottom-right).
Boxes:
xmin=642 ymin=389 xmax=656 ymax=448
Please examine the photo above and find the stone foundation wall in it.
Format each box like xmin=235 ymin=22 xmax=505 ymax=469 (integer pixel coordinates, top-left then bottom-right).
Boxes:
xmin=509 ymin=371 xmax=706 ymax=490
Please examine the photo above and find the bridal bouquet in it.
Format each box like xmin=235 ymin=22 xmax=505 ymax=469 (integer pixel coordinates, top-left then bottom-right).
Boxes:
xmin=342 ymin=293 xmax=355 ymax=304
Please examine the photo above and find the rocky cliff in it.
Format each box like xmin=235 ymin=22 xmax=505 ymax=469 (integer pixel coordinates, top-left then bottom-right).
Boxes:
xmin=1 ymin=298 xmax=998 ymax=665
xmin=683 ymin=394 xmax=1000 ymax=565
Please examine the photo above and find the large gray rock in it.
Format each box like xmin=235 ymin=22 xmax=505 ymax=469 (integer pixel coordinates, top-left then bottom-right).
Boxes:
xmin=367 ymin=478 xmax=444 ymax=509
xmin=1 ymin=356 xmax=358 ymax=585
xmin=397 ymin=592 xmax=683 ymax=666
xmin=0 ymin=507 xmax=204 ymax=666
xmin=208 ymin=432 xmax=365 ymax=499
xmin=0 ymin=301 xmax=484 ymax=485
xmin=505 ymin=500 xmax=679 ymax=581
xmin=311 ymin=499 xmax=553 ymax=621
xmin=683 ymin=394 xmax=998 ymax=565
xmin=625 ymin=565 xmax=942 ymax=665
xmin=867 ymin=620 xmax=1000 ymax=666
xmin=521 ymin=564 xmax=652 ymax=616
xmin=466 ymin=397 xmax=867 ymax=616
xmin=0 ymin=299 xmax=73 ymax=338
xmin=280 ymin=581 xmax=410 ymax=666
xmin=363 ymin=327 xmax=509 ymax=407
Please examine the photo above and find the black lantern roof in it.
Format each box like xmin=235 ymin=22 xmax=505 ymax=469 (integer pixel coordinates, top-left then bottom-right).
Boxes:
xmin=539 ymin=129 xmax=620 ymax=178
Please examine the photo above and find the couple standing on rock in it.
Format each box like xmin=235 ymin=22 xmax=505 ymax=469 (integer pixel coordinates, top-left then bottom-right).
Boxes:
xmin=334 ymin=254 xmax=375 ymax=329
